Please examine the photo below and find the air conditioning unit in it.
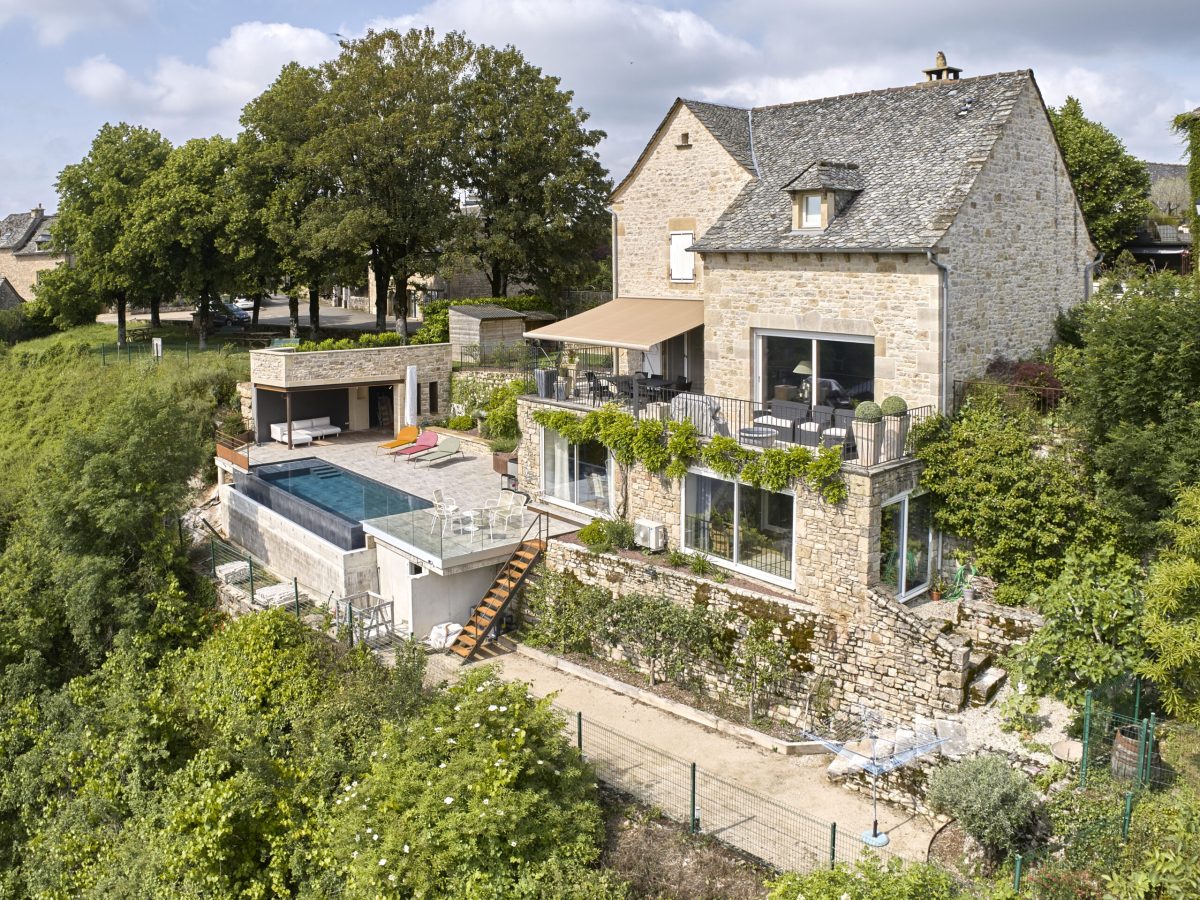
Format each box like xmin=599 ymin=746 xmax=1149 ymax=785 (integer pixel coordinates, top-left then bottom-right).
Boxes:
xmin=634 ymin=518 xmax=667 ymax=552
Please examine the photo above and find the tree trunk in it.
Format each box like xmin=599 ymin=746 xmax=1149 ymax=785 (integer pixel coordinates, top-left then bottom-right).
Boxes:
xmin=251 ymin=293 xmax=261 ymax=327
xmin=197 ymin=291 xmax=212 ymax=351
xmin=373 ymin=258 xmax=390 ymax=332
xmin=149 ymin=295 xmax=161 ymax=328
xmin=394 ymin=271 xmax=411 ymax=342
xmin=288 ymin=294 xmax=299 ymax=338
xmin=115 ymin=292 xmax=127 ymax=348
xmin=490 ymin=260 xmax=504 ymax=298
xmin=308 ymin=285 xmax=320 ymax=334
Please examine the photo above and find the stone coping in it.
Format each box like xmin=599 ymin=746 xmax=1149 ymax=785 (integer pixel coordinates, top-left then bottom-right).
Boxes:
xmin=514 ymin=642 xmax=829 ymax=757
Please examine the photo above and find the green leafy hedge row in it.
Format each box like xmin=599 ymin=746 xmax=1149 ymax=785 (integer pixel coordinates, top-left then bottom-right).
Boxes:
xmin=531 ymin=404 xmax=847 ymax=503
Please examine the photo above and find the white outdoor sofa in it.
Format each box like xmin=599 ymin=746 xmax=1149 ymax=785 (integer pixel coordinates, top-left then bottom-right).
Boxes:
xmin=269 ymin=416 xmax=342 ymax=445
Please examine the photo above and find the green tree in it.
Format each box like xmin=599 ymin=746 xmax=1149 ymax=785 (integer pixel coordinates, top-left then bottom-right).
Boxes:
xmin=913 ymin=394 xmax=1116 ymax=599
xmin=1173 ymin=107 xmax=1200 ymax=239
xmin=1049 ymin=96 xmax=1152 ymax=256
xmin=1056 ymin=270 xmax=1200 ymax=548
xmin=1139 ymin=485 xmax=1200 ymax=723
xmin=454 ymin=44 xmax=611 ymax=297
xmin=313 ymin=28 xmax=472 ymax=332
xmin=41 ymin=123 xmax=173 ymax=343
xmin=1013 ymin=544 xmax=1145 ymax=706
xmin=128 ymin=137 xmax=239 ymax=348
xmin=606 ymin=593 xmax=717 ymax=687
xmin=729 ymin=618 xmax=791 ymax=722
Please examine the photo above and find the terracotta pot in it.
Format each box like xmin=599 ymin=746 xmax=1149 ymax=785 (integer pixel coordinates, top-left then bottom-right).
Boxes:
xmin=930 ymin=590 xmax=943 ymax=603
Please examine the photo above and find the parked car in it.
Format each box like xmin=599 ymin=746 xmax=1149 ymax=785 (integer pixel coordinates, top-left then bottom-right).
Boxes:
xmin=195 ymin=300 xmax=250 ymax=328
xmin=233 ymin=296 xmax=255 ymax=310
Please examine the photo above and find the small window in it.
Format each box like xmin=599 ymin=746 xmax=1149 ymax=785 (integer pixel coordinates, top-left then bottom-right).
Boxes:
xmin=669 ymin=231 xmax=695 ymax=282
xmin=677 ymin=131 xmax=691 ymax=147
xmin=428 ymin=381 xmax=439 ymax=414
xmin=802 ymin=195 xmax=822 ymax=229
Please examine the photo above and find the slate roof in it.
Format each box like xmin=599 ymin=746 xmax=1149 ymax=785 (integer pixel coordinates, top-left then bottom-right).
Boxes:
xmin=0 ymin=210 xmax=40 ymax=251
xmin=687 ymin=71 xmax=1035 ymax=252
xmin=449 ymin=304 xmax=525 ymax=321
xmin=782 ymin=161 xmax=865 ymax=193
xmin=1144 ymin=161 xmax=1187 ymax=185
xmin=682 ymin=100 xmax=755 ymax=172
xmin=0 ymin=276 xmax=22 ymax=309
xmin=13 ymin=214 xmax=56 ymax=255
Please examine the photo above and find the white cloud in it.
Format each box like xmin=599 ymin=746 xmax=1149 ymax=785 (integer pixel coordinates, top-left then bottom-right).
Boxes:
xmin=65 ymin=22 xmax=338 ymax=137
xmin=0 ymin=0 xmax=151 ymax=45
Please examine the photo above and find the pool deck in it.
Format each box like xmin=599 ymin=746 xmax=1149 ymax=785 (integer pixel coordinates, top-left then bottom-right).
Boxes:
xmin=246 ymin=430 xmax=575 ymax=571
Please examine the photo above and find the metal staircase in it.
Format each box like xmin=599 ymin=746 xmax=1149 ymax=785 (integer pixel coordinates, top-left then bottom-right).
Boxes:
xmin=449 ymin=514 xmax=547 ymax=661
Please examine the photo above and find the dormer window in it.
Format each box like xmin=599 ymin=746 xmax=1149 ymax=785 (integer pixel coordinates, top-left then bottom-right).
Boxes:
xmin=783 ymin=160 xmax=864 ymax=233
xmin=801 ymin=195 xmax=822 ymax=229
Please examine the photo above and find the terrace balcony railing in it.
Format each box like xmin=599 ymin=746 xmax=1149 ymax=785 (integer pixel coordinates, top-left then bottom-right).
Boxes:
xmin=527 ymin=359 xmax=933 ymax=469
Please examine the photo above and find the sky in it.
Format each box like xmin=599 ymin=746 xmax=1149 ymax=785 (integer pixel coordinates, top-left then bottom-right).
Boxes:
xmin=2 ymin=0 xmax=1197 ymax=215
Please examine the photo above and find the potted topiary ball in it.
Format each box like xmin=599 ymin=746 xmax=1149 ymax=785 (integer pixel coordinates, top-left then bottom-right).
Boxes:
xmin=852 ymin=401 xmax=884 ymax=465
xmin=880 ymin=395 xmax=909 ymax=461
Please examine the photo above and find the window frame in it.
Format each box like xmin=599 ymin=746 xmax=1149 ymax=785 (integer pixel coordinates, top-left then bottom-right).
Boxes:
xmin=539 ymin=426 xmax=613 ymax=518
xmin=801 ymin=194 xmax=823 ymax=229
xmin=669 ymin=230 xmax=696 ymax=283
xmin=751 ymin=328 xmax=875 ymax=409
xmin=879 ymin=489 xmax=933 ymax=601
xmin=680 ymin=467 xmax=795 ymax=588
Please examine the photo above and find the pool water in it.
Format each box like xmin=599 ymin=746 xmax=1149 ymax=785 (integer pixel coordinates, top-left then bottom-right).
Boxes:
xmin=253 ymin=458 xmax=431 ymax=524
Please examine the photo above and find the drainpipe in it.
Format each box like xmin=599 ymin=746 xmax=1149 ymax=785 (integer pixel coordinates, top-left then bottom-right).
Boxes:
xmin=924 ymin=249 xmax=951 ymax=414
xmin=1083 ymin=252 xmax=1104 ymax=301
xmin=610 ymin=209 xmax=619 ymax=300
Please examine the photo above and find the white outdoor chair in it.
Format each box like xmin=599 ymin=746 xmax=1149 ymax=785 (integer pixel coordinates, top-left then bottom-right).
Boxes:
xmin=490 ymin=492 xmax=528 ymax=531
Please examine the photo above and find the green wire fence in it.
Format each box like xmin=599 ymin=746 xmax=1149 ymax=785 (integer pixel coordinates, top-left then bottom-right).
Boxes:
xmin=555 ymin=701 xmax=896 ymax=877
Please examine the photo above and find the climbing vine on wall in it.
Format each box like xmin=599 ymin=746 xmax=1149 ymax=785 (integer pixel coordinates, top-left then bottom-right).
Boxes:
xmin=531 ymin=405 xmax=847 ymax=504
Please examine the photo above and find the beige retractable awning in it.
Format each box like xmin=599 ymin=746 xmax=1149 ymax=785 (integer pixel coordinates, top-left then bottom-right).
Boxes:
xmin=523 ymin=298 xmax=703 ymax=352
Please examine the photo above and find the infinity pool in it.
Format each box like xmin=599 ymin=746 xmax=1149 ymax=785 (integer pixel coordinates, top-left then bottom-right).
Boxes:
xmin=237 ymin=458 xmax=431 ymax=550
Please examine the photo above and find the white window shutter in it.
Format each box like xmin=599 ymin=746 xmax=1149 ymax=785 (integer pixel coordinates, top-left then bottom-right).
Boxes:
xmin=670 ymin=232 xmax=695 ymax=281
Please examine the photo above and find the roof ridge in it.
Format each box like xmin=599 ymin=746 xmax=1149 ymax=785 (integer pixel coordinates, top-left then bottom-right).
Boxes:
xmin=680 ymin=98 xmax=748 ymax=113
xmin=743 ymin=69 xmax=1033 ymax=114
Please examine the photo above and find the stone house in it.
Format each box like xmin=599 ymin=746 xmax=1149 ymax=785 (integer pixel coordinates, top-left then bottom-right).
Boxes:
xmin=518 ymin=59 xmax=1091 ymax=719
xmin=0 ymin=207 xmax=65 ymax=301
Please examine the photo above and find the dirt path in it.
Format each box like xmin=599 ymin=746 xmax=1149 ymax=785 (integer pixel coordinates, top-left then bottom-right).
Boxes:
xmin=428 ymin=648 xmax=937 ymax=865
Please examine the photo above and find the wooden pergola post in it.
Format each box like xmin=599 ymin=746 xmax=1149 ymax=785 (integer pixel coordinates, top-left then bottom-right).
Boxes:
xmin=286 ymin=391 xmax=293 ymax=449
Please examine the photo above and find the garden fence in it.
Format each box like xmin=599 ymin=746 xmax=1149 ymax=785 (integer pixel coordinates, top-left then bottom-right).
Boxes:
xmin=553 ymin=701 xmax=895 ymax=876
xmin=1010 ymin=684 xmax=1169 ymax=894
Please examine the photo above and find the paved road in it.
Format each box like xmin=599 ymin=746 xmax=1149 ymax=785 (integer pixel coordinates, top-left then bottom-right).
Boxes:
xmin=98 ymin=296 xmax=419 ymax=334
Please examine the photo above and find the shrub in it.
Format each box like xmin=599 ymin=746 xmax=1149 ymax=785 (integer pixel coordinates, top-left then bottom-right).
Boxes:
xmin=854 ymin=400 xmax=882 ymax=422
xmin=927 ymin=755 xmax=1040 ymax=858
xmin=766 ymin=856 xmax=961 ymax=899
xmin=447 ymin=414 xmax=475 ymax=431
xmin=881 ymin=395 xmax=908 ymax=416
xmin=578 ymin=518 xmax=635 ymax=554
xmin=522 ymin=570 xmax=610 ymax=656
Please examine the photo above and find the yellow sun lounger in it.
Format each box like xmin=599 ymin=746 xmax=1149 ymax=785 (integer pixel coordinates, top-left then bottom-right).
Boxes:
xmin=378 ymin=425 xmax=420 ymax=453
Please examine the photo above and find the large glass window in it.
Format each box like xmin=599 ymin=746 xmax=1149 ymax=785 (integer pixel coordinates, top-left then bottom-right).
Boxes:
xmin=879 ymin=492 xmax=932 ymax=599
xmin=684 ymin=473 xmax=794 ymax=583
xmin=757 ymin=331 xmax=874 ymax=410
xmin=542 ymin=429 xmax=610 ymax=513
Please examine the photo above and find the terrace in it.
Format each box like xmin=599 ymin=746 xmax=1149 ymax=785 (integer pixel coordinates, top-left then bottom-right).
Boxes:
xmin=526 ymin=354 xmax=934 ymax=468
xmin=247 ymin=432 xmax=573 ymax=574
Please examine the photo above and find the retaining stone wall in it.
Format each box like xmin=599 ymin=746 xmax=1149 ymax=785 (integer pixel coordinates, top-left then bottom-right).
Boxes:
xmin=538 ymin=539 xmax=970 ymax=724
xmin=955 ymin=597 xmax=1044 ymax=657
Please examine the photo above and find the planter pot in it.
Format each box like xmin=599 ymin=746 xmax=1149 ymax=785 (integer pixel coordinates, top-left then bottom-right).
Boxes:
xmin=882 ymin=414 xmax=910 ymax=461
xmin=930 ymin=590 xmax=943 ymax=603
xmin=851 ymin=420 xmax=883 ymax=466
xmin=962 ymin=587 xmax=976 ymax=603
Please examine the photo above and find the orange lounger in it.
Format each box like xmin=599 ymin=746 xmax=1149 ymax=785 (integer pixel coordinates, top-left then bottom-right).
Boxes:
xmin=378 ymin=425 xmax=420 ymax=453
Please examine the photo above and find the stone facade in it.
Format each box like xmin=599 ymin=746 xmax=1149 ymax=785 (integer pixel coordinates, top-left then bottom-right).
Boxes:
xmin=937 ymin=81 xmax=1094 ymax=387
xmin=700 ymin=252 xmax=941 ymax=410
xmin=250 ymin=344 xmax=452 ymax=391
xmin=954 ymin=597 xmax=1044 ymax=657
xmin=537 ymin=539 xmax=970 ymax=722
xmin=611 ymin=104 xmax=752 ymax=300
xmin=0 ymin=250 xmax=62 ymax=302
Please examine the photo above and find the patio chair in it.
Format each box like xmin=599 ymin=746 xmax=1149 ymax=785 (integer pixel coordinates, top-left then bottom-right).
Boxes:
xmin=391 ymin=430 xmax=437 ymax=462
xmin=427 ymin=488 xmax=460 ymax=533
xmin=489 ymin=492 xmax=528 ymax=531
xmin=378 ymin=424 xmax=419 ymax=453
xmin=415 ymin=436 xmax=464 ymax=466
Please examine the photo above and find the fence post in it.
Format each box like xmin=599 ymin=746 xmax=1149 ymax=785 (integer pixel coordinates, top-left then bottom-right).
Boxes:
xmin=247 ymin=555 xmax=254 ymax=602
xmin=829 ymin=822 xmax=837 ymax=870
xmin=1080 ymin=690 xmax=1092 ymax=787
xmin=347 ymin=603 xmax=355 ymax=648
xmin=1013 ymin=853 xmax=1023 ymax=894
xmin=177 ymin=516 xmax=184 ymax=550
xmin=1145 ymin=713 xmax=1156 ymax=786
xmin=1122 ymin=791 xmax=1134 ymax=841
xmin=1132 ymin=675 xmax=1142 ymax=724
xmin=209 ymin=538 xmax=216 ymax=577
xmin=185 ymin=341 xmax=189 ymax=363
xmin=293 ymin=577 xmax=301 ymax=617
xmin=101 ymin=346 xmax=106 ymax=366
xmin=689 ymin=762 xmax=698 ymax=834
xmin=1135 ymin=718 xmax=1148 ymax=790
xmin=576 ymin=711 xmax=583 ymax=753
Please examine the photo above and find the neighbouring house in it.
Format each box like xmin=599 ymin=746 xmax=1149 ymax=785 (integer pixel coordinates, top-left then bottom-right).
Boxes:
xmin=1131 ymin=161 xmax=1192 ymax=273
xmin=0 ymin=206 xmax=65 ymax=302
xmin=0 ymin=276 xmax=22 ymax=311
xmin=517 ymin=56 xmax=1093 ymax=721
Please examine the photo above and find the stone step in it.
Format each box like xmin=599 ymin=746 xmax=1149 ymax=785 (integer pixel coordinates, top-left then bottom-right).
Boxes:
xmin=968 ymin=666 xmax=1008 ymax=707
xmin=967 ymin=649 xmax=993 ymax=677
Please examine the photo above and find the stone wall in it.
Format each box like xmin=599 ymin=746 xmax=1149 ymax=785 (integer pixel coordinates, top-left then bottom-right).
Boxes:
xmin=955 ymin=597 xmax=1044 ymax=657
xmin=937 ymin=80 xmax=1095 ymax=386
xmin=220 ymin=485 xmax=379 ymax=599
xmin=0 ymin=250 xmax=63 ymax=302
xmin=700 ymin=252 xmax=942 ymax=411
xmin=612 ymin=103 xmax=752 ymax=300
xmin=251 ymin=343 xmax=451 ymax=390
xmin=537 ymin=539 xmax=970 ymax=722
